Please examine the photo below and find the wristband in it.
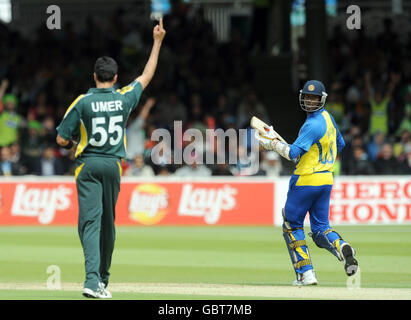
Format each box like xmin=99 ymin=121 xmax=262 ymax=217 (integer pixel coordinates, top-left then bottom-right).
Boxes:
xmin=62 ymin=140 xmax=74 ymax=150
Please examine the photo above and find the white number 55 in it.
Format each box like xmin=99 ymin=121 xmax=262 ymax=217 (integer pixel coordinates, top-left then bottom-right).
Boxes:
xmin=89 ymin=115 xmax=123 ymax=147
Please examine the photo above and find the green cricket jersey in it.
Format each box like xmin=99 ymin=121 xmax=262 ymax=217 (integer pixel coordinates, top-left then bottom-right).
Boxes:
xmin=56 ymin=80 xmax=143 ymax=159
xmin=0 ymin=111 xmax=22 ymax=147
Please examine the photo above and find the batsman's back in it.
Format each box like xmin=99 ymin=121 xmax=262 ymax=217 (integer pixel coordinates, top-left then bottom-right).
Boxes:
xmin=294 ymin=109 xmax=338 ymax=176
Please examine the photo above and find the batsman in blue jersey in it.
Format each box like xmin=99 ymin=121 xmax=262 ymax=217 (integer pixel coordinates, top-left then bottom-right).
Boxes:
xmin=255 ymin=80 xmax=358 ymax=285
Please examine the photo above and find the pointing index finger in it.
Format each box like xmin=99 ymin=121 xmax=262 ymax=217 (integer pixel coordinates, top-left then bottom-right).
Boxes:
xmin=159 ymin=18 xmax=163 ymax=29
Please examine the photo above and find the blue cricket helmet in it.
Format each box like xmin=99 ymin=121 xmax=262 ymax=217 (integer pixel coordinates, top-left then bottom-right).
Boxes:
xmin=299 ymin=80 xmax=328 ymax=112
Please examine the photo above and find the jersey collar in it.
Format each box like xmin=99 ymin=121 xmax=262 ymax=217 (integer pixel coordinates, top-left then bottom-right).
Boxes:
xmin=307 ymin=107 xmax=324 ymax=117
xmin=87 ymin=87 xmax=115 ymax=93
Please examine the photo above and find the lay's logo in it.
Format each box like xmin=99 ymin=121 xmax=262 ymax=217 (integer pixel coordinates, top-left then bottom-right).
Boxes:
xmin=11 ymin=184 xmax=72 ymax=225
xmin=128 ymin=184 xmax=169 ymax=225
xmin=178 ymin=184 xmax=237 ymax=224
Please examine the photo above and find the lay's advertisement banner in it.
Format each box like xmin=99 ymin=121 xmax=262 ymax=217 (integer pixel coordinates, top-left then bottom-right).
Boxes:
xmin=0 ymin=178 xmax=275 ymax=225
xmin=0 ymin=177 xmax=410 ymax=226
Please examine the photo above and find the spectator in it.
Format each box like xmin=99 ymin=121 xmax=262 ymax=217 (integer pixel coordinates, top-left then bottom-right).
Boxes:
xmin=9 ymin=142 xmax=27 ymax=174
xmin=213 ymin=93 xmax=235 ymax=130
xmin=174 ymin=153 xmax=211 ymax=177
xmin=374 ymin=143 xmax=398 ymax=175
xmin=143 ymin=124 xmax=159 ymax=159
xmin=397 ymin=143 xmax=411 ymax=174
xmin=0 ymin=93 xmax=23 ymax=147
xmin=156 ymin=93 xmax=187 ymax=128
xmin=61 ymin=150 xmax=76 ymax=176
xmin=124 ymin=154 xmax=155 ymax=177
xmin=367 ymin=131 xmax=386 ymax=162
xmin=212 ymin=163 xmax=234 ymax=176
xmin=9 ymin=142 xmax=22 ymax=164
xmin=150 ymin=140 xmax=173 ymax=173
xmin=345 ymin=78 xmax=363 ymax=106
xmin=28 ymin=92 xmax=53 ymax=122
xmin=236 ymin=91 xmax=269 ymax=128
xmin=327 ymin=82 xmax=345 ymax=127
xmin=395 ymin=84 xmax=411 ymax=136
xmin=126 ymin=97 xmax=156 ymax=161
xmin=21 ymin=120 xmax=44 ymax=174
xmin=157 ymin=166 xmax=171 ymax=176
xmin=41 ymin=116 xmax=57 ymax=146
xmin=260 ymin=151 xmax=283 ymax=177
xmin=233 ymin=145 xmax=263 ymax=176
xmin=0 ymin=8 xmax=409 ymax=178
xmin=34 ymin=146 xmax=64 ymax=176
xmin=341 ymin=135 xmax=365 ymax=174
xmin=346 ymin=146 xmax=375 ymax=175
xmin=364 ymin=71 xmax=400 ymax=137
xmin=0 ymin=79 xmax=8 ymax=113
xmin=0 ymin=146 xmax=23 ymax=176
xmin=393 ymin=129 xmax=410 ymax=158
xmin=186 ymin=93 xmax=207 ymax=132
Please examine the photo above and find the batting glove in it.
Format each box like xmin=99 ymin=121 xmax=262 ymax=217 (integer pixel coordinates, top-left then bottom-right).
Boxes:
xmin=254 ymin=129 xmax=279 ymax=151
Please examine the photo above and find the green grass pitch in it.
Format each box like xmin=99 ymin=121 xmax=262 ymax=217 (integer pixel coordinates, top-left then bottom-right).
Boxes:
xmin=0 ymin=225 xmax=410 ymax=300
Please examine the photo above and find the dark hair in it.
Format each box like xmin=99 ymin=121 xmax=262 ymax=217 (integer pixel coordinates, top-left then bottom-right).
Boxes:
xmin=94 ymin=56 xmax=118 ymax=82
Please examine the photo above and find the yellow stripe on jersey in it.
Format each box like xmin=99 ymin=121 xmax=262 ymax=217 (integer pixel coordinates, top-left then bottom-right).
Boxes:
xmin=123 ymin=132 xmax=127 ymax=151
xmin=75 ymin=120 xmax=88 ymax=158
xmin=296 ymin=171 xmax=333 ymax=186
xmin=117 ymin=161 xmax=123 ymax=177
xmin=116 ymin=84 xmax=134 ymax=95
xmin=74 ymin=163 xmax=85 ymax=180
xmin=64 ymin=94 xmax=84 ymax=118
xmin=295 ymin=110 xmax=337 ymax=176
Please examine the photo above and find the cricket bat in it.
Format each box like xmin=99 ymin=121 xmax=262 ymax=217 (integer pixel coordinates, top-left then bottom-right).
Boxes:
xmin=250 ymin=116 xmax=287 ymax=143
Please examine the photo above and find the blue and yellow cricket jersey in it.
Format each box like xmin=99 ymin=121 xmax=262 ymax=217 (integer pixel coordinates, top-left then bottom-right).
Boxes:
xmin=289 ymin=108 xmax=345 ymax=186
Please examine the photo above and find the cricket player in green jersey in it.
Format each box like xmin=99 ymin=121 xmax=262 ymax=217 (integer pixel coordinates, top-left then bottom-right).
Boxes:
xmin=56 ymin=19 xmax=166 ymax=298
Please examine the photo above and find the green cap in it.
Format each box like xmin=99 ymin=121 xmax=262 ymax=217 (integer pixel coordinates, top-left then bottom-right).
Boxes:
xmin=3 ymin=94 xmax=18 ymax=106
xmin=28 ymin=120 xmax=42 ymax=131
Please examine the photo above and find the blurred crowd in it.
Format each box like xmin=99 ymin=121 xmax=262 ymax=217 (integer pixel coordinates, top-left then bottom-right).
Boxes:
xmin=324 ymin=18 xmax=411 ymax=175
xmin=0 ymin=5 xmax=409 ymax=177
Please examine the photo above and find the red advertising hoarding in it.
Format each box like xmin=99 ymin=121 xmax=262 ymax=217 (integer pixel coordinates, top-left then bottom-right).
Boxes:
xmin=273 ymin=177 xmax=411 ymax=225
xmin=329 ymin=179 xmax=411 ymax=224
xmin=0 ymin=178 xmax=275 ymax=225
xmin=1 ymin=176 xmax=410 ymax=226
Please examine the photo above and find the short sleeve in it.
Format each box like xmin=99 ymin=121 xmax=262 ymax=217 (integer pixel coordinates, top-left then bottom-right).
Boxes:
xmin=56 ymin=108 xmax=80 ymax=140
xmin=116 ymin=80 xmax=143 ymax=112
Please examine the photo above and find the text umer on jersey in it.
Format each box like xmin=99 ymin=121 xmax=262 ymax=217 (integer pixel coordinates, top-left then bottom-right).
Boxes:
xmin=56 ymin=81 xmax=143 ymax=159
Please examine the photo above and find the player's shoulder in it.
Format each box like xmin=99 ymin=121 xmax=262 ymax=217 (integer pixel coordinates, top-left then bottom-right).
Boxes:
xmin=304 ymin=111 xmax=325 ymax=127
xmin=77 ymin=92 xmax=96 ymax=108
xmin=115 ymin=80 xmax=142 ymax=96
xmin=302 ymin=110 xmax=328 ymax=135
xmin=63 ymin=93 xmax=93 ymax=118
xmin=73 ymin=92 xmax=95 ymax=105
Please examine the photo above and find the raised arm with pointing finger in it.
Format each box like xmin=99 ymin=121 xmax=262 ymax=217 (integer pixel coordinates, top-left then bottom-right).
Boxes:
xmin=136 ymin=18 xmax=166 ymax=90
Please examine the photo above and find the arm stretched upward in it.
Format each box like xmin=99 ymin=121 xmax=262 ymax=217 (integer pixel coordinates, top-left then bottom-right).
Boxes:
xmin=136 ymin=18 xmax=166 ymax=90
